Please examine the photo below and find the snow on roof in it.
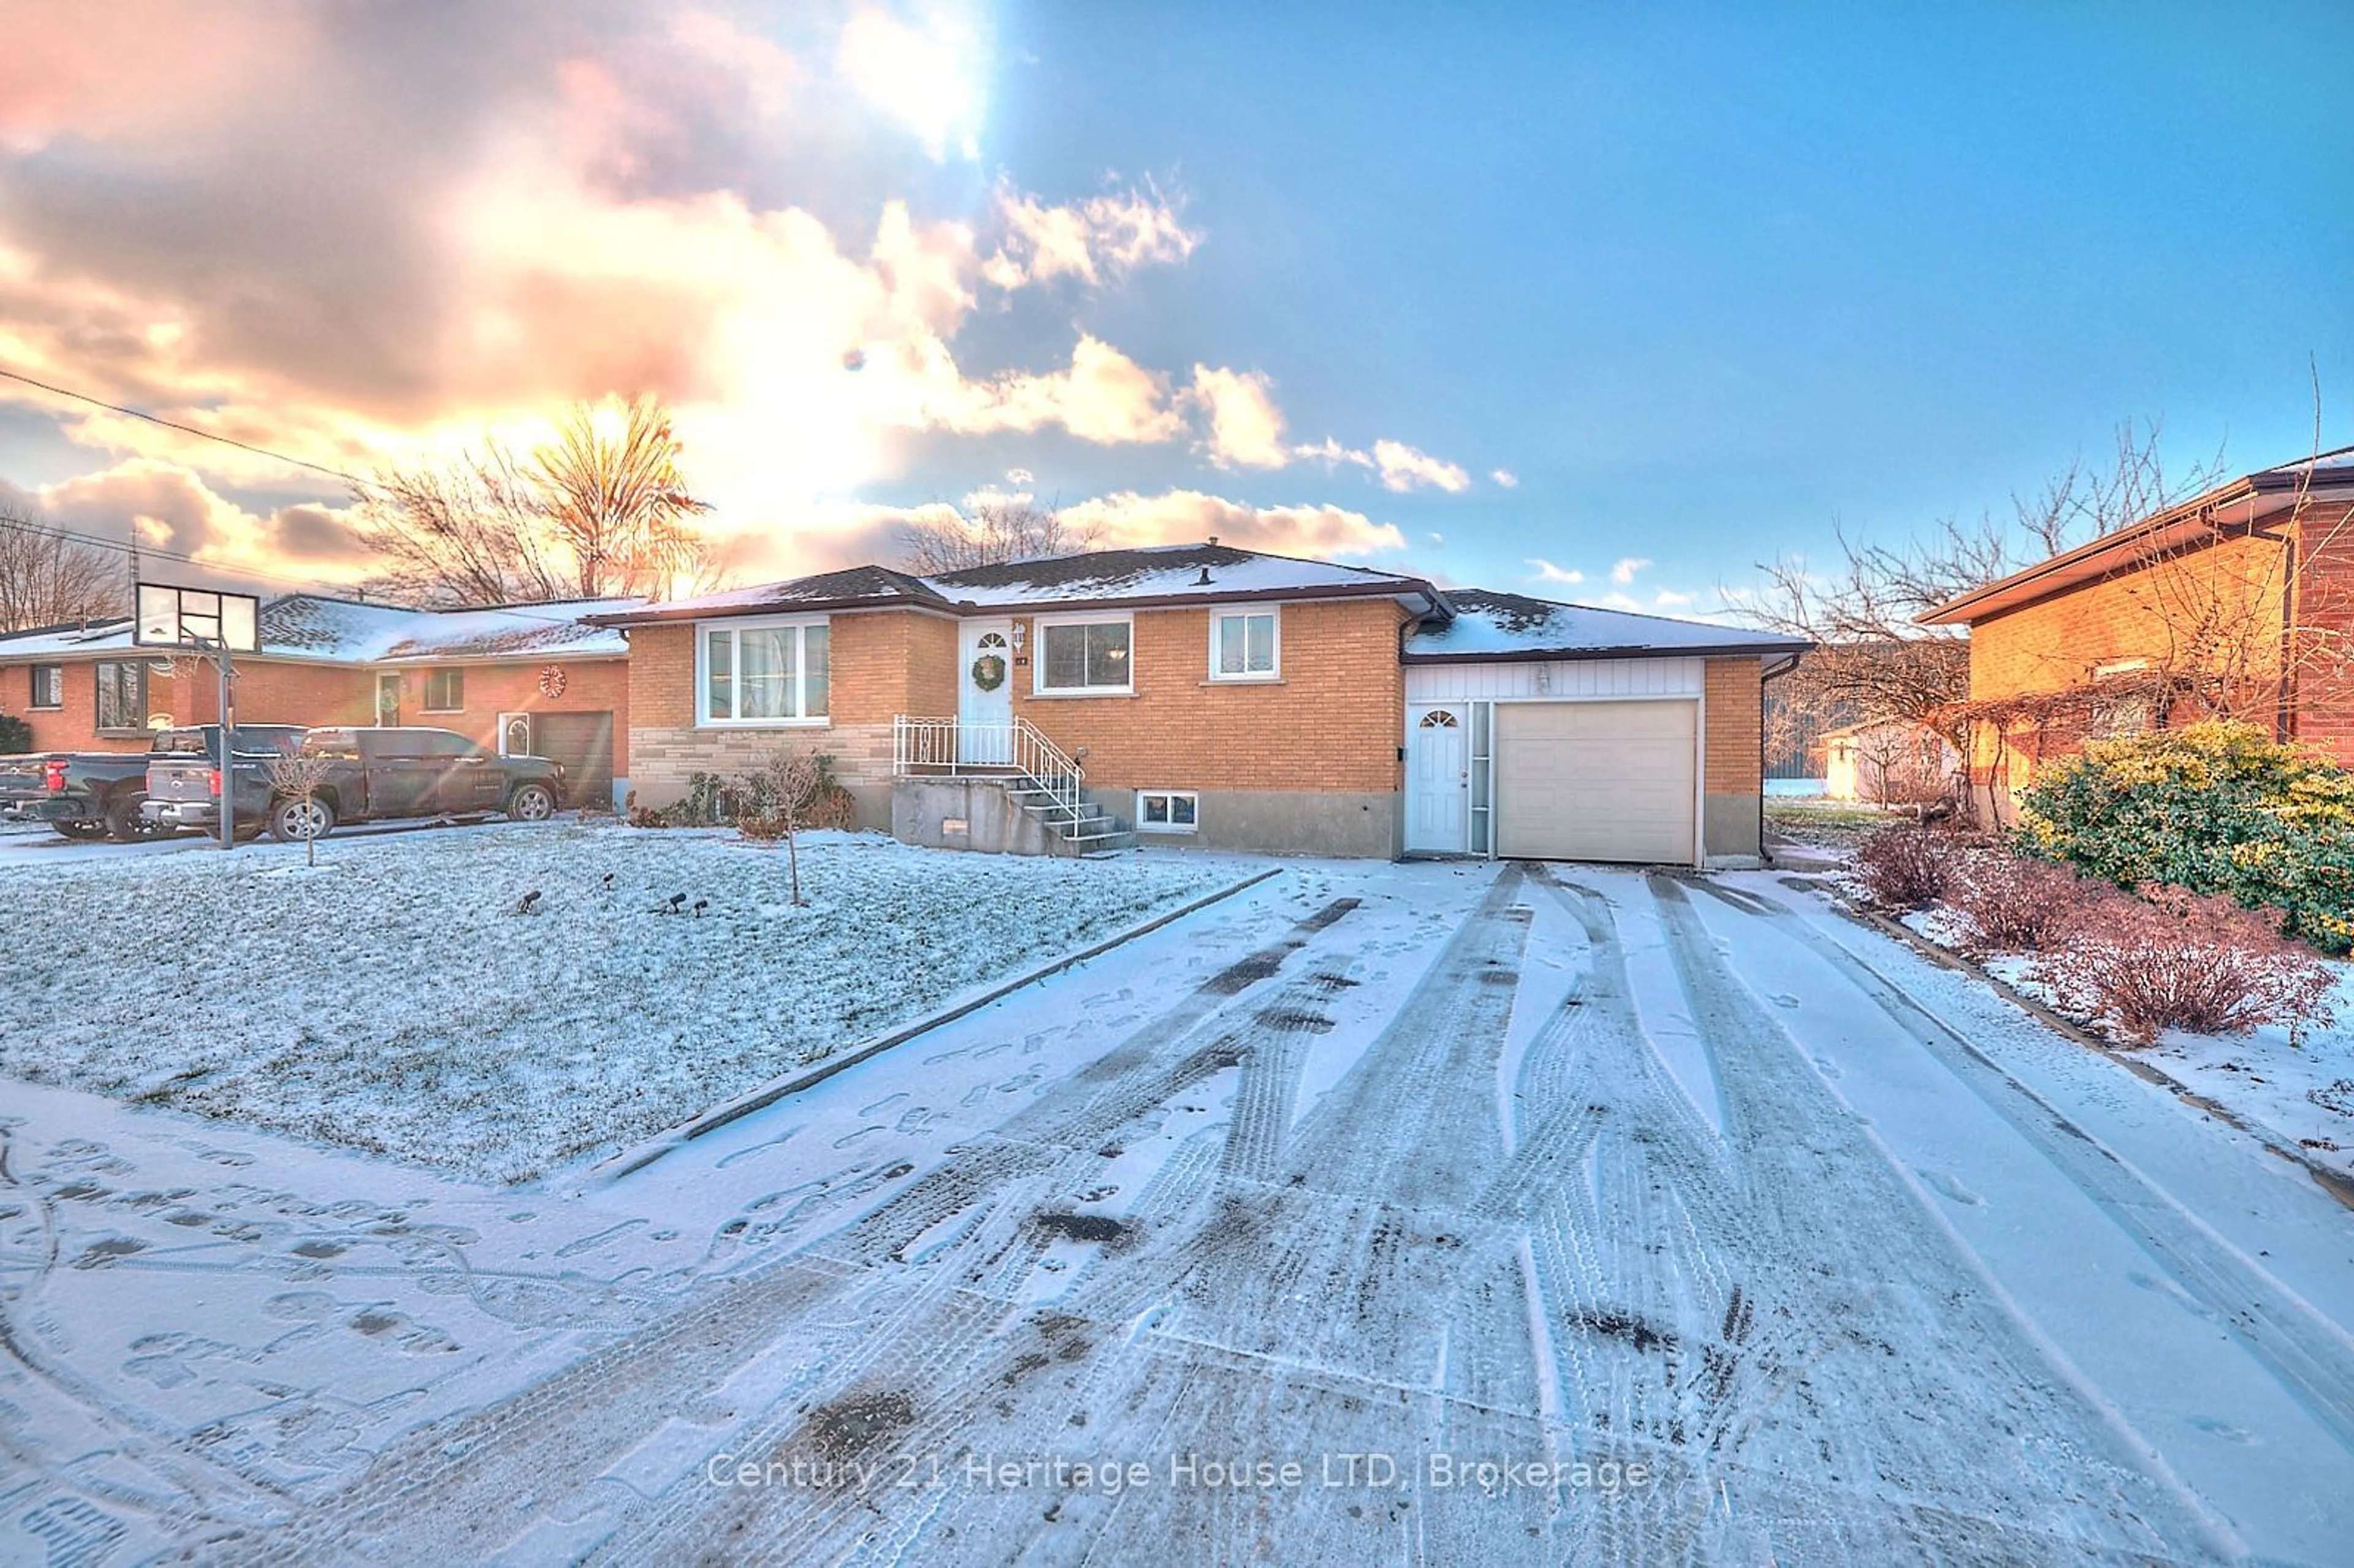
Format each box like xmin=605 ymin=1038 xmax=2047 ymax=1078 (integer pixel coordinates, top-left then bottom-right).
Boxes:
xmin=619 ymin=566 xmax=949 ymax=620
xmin=1407 ymin=589 xmax=1809 ymax=660
xmin=926 ymin=543 xmax=1425 ymax=606
xmin=0 ymin=618 xmax=137 ymax=658
xmin=595 ymin=544 xmax=1434 ymax=624
xmin=2257 ymin=444 xmax=2354 ymax=482
xmin=0 ymin=596 xmax=636 ymax=663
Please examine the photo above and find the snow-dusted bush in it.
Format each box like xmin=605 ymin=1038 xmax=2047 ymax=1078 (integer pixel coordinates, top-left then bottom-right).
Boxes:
xmin=1854 ymin=826 xmax=1961 ymax=910
xmin=2029 ymin=885 xmax=2338 ymax=1046
xmin=2019 ymin=720 xmax=2354 ymax=953
xmin=1943 ymin=847 xmax=2086 ymax=955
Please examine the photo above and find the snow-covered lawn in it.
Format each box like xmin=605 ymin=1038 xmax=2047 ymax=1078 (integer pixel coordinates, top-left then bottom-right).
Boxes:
xmin=1896 ymin=901 xmax=2354 ymax=1181
xmin=0 ymin=823 xmax=1237 ymax=1182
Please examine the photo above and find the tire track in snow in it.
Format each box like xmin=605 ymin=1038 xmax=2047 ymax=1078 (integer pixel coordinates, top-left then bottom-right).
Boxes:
xmin=1686 ymin=875 xmax=2354 ymax=1464
xmin=587 ymin=873 xmax=1555 ymax=1564
xmin=1638 ymin=872 xmax=2230 ymax=1563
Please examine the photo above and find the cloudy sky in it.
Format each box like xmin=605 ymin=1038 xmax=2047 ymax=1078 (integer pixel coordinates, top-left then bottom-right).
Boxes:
xmin=1 ymin=1 xmax=2348 ymax=612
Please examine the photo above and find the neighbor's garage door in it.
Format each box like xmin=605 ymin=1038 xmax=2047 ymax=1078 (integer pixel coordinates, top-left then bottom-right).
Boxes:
xmin=1495 ymin=700 xmax=1696 ymax=864
xmin=534 ymin=711 xmax=615 ymax=810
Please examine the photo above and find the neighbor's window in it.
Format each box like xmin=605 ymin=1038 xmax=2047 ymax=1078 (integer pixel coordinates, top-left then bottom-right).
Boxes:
xmin=29 ymin=664 xmax=63 ymax=710
xmin=701 ymin=619 xmax=829 ymax=723
xmin=94 ymin=660 xmax=147 ymax=731
xmin=1038 ymin=618 xmax=1132 ymax=693
xmin=422 ymin=668 xmax=464 ymax=712
xmin=1209 ymin=609 xmax=1278 ymax=680
xmin=1137 ymin=789 xmax=1198 ymax=833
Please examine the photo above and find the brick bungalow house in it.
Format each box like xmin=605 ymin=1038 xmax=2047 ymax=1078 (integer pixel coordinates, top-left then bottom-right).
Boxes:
xmin=596 ymin=543 xmax=1807 ymax=864
xmin=1919 ymin=447 xmax=2354 ymax=807
xmin=0 ymin=595 xmax=637 ymax=806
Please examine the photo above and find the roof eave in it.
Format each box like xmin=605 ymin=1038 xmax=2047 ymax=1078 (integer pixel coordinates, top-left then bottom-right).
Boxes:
xmin=1403 ymin=640 xmax=1810 ymax=665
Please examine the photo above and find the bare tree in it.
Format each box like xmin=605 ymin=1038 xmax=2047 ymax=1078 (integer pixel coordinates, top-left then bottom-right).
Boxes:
xmin=352 ymin=442 xmax=568 ymax=607
xmin=0 ymin=508 xmax=128 ymax=632
xmin=1738 ymin=420 xmax=2230 ymax=764
xmin=354 ymin=395 xmax=715 ymax=607
xmin=735 ymin=748 xmax=834 ymax=905
xmin=265 ymin=750 xmax=340 ymax=867
xmin=531 ymin=395 xmax=713 ymax=599
xmin=899 ymin=498 xmax=1097 ymax=574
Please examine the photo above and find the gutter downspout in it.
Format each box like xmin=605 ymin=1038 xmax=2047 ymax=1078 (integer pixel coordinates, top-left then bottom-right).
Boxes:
xmin=1759 ymin=652 xmax=1804 ymax=866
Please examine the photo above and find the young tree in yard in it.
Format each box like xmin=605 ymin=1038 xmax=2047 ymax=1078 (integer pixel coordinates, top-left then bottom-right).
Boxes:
xmin=899 ymin=498 xmax=1097 ymax=574
xmin=354 ymin=395 xmax=715 ymax=607
xmin=265 ymin=752 xmax=338 ymax=867
xmin=737 ymin=750 xmax=831 ymax=906
xmin=0 ymin=508 xmax=127 ymax=632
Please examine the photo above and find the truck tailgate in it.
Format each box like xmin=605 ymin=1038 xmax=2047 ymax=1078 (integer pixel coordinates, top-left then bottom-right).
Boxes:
xmin=148 ymin=760 xmax=215 ymax=804
xmin=0 ymin=757 xmax=54 ymax=802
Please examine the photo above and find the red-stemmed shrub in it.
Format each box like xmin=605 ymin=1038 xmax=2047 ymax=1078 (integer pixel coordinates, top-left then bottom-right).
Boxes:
xmin=1943 ymin=849 xmax=2087 ymax=955
xmin=1854 ymin=826 xmax=1963 ymax=910
xmin=2028 ymin=885 xmax=2339 ymax=1046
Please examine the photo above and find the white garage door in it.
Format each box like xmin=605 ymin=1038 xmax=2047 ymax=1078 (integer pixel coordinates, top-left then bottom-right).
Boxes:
xmin=1495 ymin=700 xmax=1697 ymax=864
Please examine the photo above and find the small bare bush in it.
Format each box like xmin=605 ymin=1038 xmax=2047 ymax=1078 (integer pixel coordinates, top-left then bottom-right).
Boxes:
xmin=1944 ymin=849 xmax=2086 ymax=954
xmin=2030 ymin=885 xmax=2339 ymax=1046
xmin=1854 ymin=826 xmax=1960 ymax=910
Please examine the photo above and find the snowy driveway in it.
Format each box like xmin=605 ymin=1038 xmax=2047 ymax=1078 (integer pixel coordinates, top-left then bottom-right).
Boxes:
xmin=5 ymin=859 xmax=2352 ymax=1563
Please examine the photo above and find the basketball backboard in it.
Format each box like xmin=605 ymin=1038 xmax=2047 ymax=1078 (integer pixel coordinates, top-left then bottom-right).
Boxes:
xmin=135 ymin=582 xmax=261 ymax=653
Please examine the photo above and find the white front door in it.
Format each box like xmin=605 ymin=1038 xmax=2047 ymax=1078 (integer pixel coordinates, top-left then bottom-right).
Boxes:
xmin=959 ymin=619 xmax=1014 ymax=764
xmin=1405 ymin=705 xmax=1468 ymax=852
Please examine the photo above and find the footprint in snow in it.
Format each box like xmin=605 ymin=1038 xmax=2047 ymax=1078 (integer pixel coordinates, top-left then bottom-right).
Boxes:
xmin=1916 ymin=1169 xmax=1984 ymax=1207
xmin=1772 ymin=993 xmax=1801 ymax=1008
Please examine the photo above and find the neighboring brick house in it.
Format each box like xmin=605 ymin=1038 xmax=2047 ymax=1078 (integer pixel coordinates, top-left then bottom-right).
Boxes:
xmin=1919 ymin=448 xmax=2354 ymax=806
xmin=0 ymin=595 xmax=638 ymax=807
xmin=598 ymin=544 xmax=1807 ymax=864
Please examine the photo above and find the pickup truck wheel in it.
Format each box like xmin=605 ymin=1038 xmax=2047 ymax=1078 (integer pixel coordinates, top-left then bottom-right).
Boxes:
xmin=105 ymin=794 xmax=161 ymax=842
xmin=506 ymin=783 xmax=557 ymax=822
xmin=53 ymin=820 xmax=106 ymax=841
xmin=271 ymin=795 xmax=336 ymax=843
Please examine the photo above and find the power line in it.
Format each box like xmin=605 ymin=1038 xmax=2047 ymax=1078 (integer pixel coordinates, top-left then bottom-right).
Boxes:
xmin=0 ymin=511 xmax=338 ymax=592
xmin=0 ymin=365 xmax=373 ymax=489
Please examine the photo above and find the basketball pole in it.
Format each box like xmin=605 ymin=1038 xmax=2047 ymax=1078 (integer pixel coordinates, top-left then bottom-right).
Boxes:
xmin=216 ymin=637 xmax=235 ymax=850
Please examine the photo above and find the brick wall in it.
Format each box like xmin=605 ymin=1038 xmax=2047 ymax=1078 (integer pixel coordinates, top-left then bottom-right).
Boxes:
xmin=1702 ymin=657 xmax=1763 ymax=795
xmin=623 ymin=609 xmax=951 ymax=811
xmin=0 ymin=658 xmax=153 ymax=753
xmin=362 ymin=659 xmax=633 ymax=771
xmin=2291 ymin=500 xmax=2354 ymax=765
xmin=1967 ymin=529 xmax=2288 ymax=706
xmin=1003 ymin=598 xmax=1409 ymax=794
xmin=0 ymin=654 xmax=630 ymax=777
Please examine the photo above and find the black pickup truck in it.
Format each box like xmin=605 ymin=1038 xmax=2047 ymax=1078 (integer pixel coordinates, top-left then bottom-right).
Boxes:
xmin=142 ymin=725 xmax=309 ymax=837
xmin=0 ymin=748 xmax=166 ymax=840
xmin=268 ymin=726 xmax=566 ymax=841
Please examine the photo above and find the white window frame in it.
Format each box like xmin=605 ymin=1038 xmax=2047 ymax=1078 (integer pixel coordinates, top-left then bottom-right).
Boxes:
xmin=696 ymin=615 xmax=831 ymax=727
xmin=1032 ymin=612 xmax=1135 ymax=696
xmin=1135 ymin=788 xmax=1198 ymax=834
xmin=29 ymin=664 xmax=63 ymax=710
xmin=1207 ymin=607 xmax=1281 ymax=682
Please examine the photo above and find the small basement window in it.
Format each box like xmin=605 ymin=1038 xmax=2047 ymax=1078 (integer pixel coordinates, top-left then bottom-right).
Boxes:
xmin=1136 ymin=789 xmax=1198 ymax=834
xmin=422 ymin=668 xmax=465 ymax=712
